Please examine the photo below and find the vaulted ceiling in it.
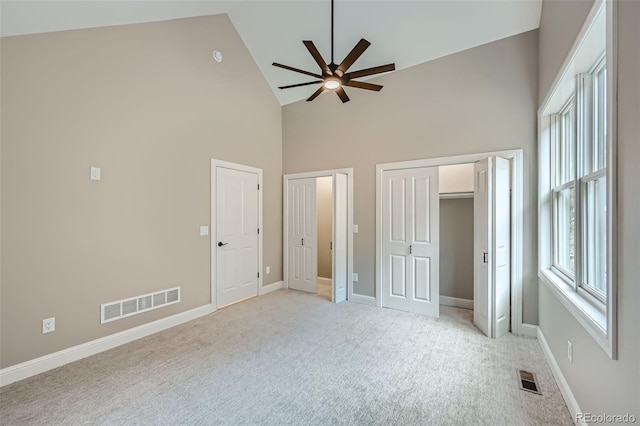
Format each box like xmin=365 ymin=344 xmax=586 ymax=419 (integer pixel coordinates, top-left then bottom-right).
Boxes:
xmin=1 ymin=1 xmax=543 ymax=105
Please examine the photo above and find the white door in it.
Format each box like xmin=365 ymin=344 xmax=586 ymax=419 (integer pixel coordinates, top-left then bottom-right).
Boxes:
xmin=332 ymin=173 xmax=348 ymax=303
xmin=216 ymin=166 xmax=259 ymax=308
xmin=288 ymin=178 xmax=317 ymax=293
xmin=474 ymin=157 xmax=510 ymax=337
xmin=382 ymin=167 xmax=440 ymax=317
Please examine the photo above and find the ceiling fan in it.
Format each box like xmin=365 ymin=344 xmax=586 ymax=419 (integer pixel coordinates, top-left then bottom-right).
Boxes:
xmin=272 ymin=0 xmax=395 ymax=103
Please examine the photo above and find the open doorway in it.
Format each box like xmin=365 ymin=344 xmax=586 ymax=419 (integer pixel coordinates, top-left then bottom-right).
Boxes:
xmin=438 ymin=163 xmax=475 ymax=311
xmin=438 ymin=160 xmax=512 ymax=338
xmin=284 ymin=168 xmax=353 ymax=304
xmin=316 ymin=176 xmax=333 ymax=301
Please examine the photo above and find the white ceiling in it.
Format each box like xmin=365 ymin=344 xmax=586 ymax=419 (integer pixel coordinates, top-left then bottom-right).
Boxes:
xmin=0 ymin=1 xmax=543 ymax=105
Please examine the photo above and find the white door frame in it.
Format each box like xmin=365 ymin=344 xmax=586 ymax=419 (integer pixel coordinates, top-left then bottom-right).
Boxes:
xmin=376 ymin=149 xmax=525 ymax=335
xmin=283 ymin=168 xmax=354 ymax=301
xmin=211 ymin=159 xmax=263 ymax=310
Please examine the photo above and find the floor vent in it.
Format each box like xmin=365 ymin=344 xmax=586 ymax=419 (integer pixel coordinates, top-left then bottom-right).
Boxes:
xmin=517 ymin=369 xmax=541 ymax=395
xmin=101 ymin=287 xmax=181 ymax=324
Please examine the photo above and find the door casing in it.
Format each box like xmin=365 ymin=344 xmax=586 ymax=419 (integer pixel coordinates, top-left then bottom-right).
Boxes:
xmin=283 ymin=168 xmax=354 ymax=302
xmin=376 ymin=149 xmax=527 ymax=336
xmin=211 ymin=159 xmax=263 ymax=310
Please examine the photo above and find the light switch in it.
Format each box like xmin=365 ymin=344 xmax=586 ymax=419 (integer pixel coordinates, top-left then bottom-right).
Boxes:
xmin=199 ymin=226 xmax=209 ymax=236
xmin=266 ymin=266 xmax=270 ymax=274
xmin=353 ymin=273 xmax=359 ymax=282
xmin=353 ymin=224 xmax=359 ymax=233
xmin=90 ymin=167 xmax=101 ymax=181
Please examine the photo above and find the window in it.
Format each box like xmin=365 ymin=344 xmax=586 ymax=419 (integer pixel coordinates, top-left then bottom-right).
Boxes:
xmin=550 ymin=57 xmax=607 ymax=303
xmin=538 ymin=0 xmax=615 ymax=358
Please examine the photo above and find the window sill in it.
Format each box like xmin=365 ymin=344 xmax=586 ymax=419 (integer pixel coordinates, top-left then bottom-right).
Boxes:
xmin=539 ymin=269 xmax=612 ymax=356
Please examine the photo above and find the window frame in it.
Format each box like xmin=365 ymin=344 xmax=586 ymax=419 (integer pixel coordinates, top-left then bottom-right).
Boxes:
xmin=537 ymin=0 xmax=617 ymax=359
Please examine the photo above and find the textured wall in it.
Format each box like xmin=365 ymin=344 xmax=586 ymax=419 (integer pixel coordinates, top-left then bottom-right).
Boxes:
xmin=0 ymin=15 xmax=283 ymax=368
xmin=537 ymin=0 xmax=640 ymax=417
xmin=283 ymin=30 xmax=539 ymax=324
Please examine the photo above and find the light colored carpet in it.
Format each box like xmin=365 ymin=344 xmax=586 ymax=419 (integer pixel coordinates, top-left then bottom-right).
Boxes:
xmin=0 ymin=290 xmax=572 ymax=425
xmin=316 ymin=279 xmax=332 ymax=301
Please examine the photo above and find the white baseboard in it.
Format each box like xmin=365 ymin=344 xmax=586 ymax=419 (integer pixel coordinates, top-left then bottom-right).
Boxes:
xmin=316 ymin=277 xmax=332 ymax=286
xmin=537 ymin=327 xmax=584 ymax=426
xmin=259 ymin=280 xmax=283 ymax=295
xmin=519 ymin=323 xmax=539 ymax=338
xmin=439 ymin=296 xmax=473 ymax=310
xmin=0 ymin=304 xmax=214 ymax=388
xmin=349 ymin=293 xmax=376 ymax=306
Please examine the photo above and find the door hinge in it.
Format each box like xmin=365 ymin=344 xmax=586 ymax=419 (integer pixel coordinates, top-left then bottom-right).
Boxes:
xmin=257 ymin=184 xmax=260 ymax=190
xmin=483 ymin=252 xmax=488 ymax=263
xmin=409 ymin=245 xmax=412 ymax=254
xmin=302 ymin=238 xmax=304 ymax=246
xmin=257 ymin=228 xmax=260 ymax=235
xmin=330 ymin=241 xmax=333 ymax=250
xmin=257 ymin=272 xmax=260 ymax=278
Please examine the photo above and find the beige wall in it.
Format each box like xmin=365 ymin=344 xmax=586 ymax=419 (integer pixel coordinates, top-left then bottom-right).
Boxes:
xmin=537 ymin=0 xmax=639 ymax=417
xmin=283 ymin=30 xmax=539 ymax=324
xmin=439 ymin=198 xmax=474 ymax=301
xmin=316 ymin=176 xmax=333 ymax=279
xmin=0 ymin=15 xmax=282 ymax=368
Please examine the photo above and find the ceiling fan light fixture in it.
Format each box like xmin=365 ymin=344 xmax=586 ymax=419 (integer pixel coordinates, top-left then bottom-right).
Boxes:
xmin=324 ymin=79 xmax=341 ymax=90
xmin=272 ymin=0 xmax=395 ymax=103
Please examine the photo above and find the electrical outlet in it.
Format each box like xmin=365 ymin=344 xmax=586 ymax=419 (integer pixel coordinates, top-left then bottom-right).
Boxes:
xmin=42 ymin=317 xmax=55 ymax=334
xmin=567 ymin=341 xmax=573 ymax=363
xmin=266 ymin=266 xmax=270 ymax=274
xmin=353 ymin=224 xmax=359 ymax=233
xmin=353 ymin=272 xmax=359 ymax=282
xmin=199 ymin=226 xmax=209 ymax=236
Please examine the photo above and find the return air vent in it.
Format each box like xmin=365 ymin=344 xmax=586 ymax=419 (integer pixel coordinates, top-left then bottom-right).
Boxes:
xmin=517 ymin=369 xmax=541 ymax=395
xmin=100 ymin=286 xmax=181 ymax=324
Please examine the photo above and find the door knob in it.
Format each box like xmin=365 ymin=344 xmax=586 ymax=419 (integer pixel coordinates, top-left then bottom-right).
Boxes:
xmin=218 ymin=242 xmax=229 ymax=247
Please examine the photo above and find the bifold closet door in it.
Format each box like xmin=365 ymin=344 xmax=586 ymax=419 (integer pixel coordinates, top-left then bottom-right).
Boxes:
xmin=382 ymin=167 xmax=439 ymax=317
xmin=288 ymin=178 xmax=317 ymax=293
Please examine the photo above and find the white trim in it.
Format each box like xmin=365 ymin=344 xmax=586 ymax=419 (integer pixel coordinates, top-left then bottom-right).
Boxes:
xmin=439 ymin=192 xmax=474 ymax=199
xmin=519 ymin=323 xmax=539 ymax=338
xmin=0 ymin=304 xmax=213 ymax=387
xmin=439 ymin=296 xmax=473 ymax=310
xmin=537 ymin=327 xmax=586 ymax=426
xmin=349 ymin=293 xmax=376 ymax=307
xmin=375 ymin=149 xmax=525 ymax=335
xmin=259 ymin=280 xmax=283 ymax=295
xmin=316 ymin=277 xmax=332 ymax=286
xmin=283 ymin=168 xmax=354 ymax=303
xmin=211 ymin=159 xmax=263 ymax=311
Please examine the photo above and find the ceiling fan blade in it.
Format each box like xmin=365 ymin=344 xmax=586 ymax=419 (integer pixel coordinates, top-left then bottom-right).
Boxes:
xmin=307 ymin=86 xmax=326 ymax=102
xmin=278 ymin=81 xmax=323 ymax=90
xmin=344 ymin=80 xmax=383 ymax=91
xmin=272 ymin=62 xmax=322 ymax=79
xmin=335 ymin=86 xmax=350 ymax=103
xmin=345 ymin=63 xmax=395 ymax=79
xmin=336 ymin=38 xmax=371 ymax=76
xmin=302 ymin=41 xmax=330 ymax=73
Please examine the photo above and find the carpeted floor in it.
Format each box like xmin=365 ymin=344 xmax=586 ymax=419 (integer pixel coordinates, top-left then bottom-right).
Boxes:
xmin=317 ymin=279 xmax=332 ymax=301
xmin=0 ymin=290 xmax=572 ymax=425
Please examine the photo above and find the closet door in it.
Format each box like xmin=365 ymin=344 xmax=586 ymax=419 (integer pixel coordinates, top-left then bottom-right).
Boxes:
xmin=288 ymin=178 xmax=317 ymax=293
xmin=332 ymin=173 xmax=348 ymax=303
xmin=474 ymin=156 xmax=510 ymax=338
xmin=382 ymin=167 xmax=439 ymax=317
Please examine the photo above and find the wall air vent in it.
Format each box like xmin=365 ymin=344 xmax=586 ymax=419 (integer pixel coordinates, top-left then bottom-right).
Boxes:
xmin=517 ymin=369 xmax=541 ymax=395
xmin=100 ymin=286 xmax=181 ymax=324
